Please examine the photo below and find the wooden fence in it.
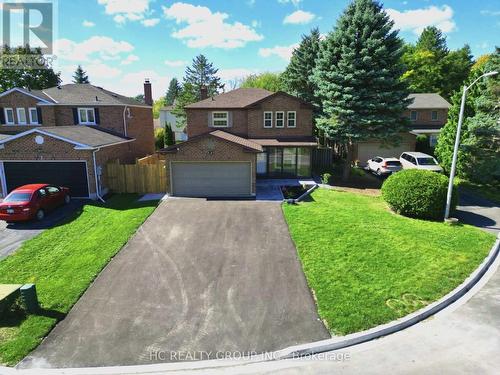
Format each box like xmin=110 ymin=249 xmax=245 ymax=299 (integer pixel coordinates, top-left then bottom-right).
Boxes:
xmin=137 ymin=153 xmax=166 ymax=165
xmin=105 ymin=160 xmax=167 ymax=194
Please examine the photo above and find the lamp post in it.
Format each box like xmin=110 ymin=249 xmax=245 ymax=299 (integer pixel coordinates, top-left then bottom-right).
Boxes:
xmin=444 ymin=71 xmax=498 ymax=221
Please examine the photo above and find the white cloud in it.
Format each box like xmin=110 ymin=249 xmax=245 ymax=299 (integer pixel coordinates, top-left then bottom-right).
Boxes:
xmin=55 ymin=36 xmax=134 ymax=63
xmin=113 ymin=70 xmax=171 ymax=99
xmin=98 ymin=0 xmax=152 ymax=24
xmin=82 ymin=20 xmax=95 ymax=27
xmin=258 ymin=43 xmax=299 ymax=61
xmin=164 ymin=59 xmax=187 ymax=67
xmin=278 ymin=0 xmax=302 ymax=7
xmin=121 ymin=54 xmax=140 ymax=65
xmin=283 ymin=10 xmax=315 ymax=25
xmin=142 ymin=18 xmax=160 ymax=27
xmin=162 ymin=2 xmax=263 ymax=49
xmin=386 ymin=5 xmax=456 ymax=35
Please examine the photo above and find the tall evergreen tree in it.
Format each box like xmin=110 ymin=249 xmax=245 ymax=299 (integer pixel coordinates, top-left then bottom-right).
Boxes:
xmin=415 ymin=26 xmax=448 ymax=58
xmin=313 ymin=0 xmax=410 ymax=180
xmin=435 ymin=49 xmax=500 ymax=184
xmin=0 ymin=46 xmax=60 ymax=91
xmin=72 ymin=65 xmax=90 ymax=84
xmin=282 ymin=28 xmax=322 ymax=113
xmin=184 ymin=55 xmax=221 ymax=100
xmin=165 ymin=78 xmax=181 ymax=105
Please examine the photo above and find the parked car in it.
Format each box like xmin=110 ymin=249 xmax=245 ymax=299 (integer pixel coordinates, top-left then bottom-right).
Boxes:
xmin=366 ymin=157 xmax=402 ymax=176
xmin=399 ymin=152 xmax=443 ymax=173
xmin=0 ymin=184 xmax=70 ymax=222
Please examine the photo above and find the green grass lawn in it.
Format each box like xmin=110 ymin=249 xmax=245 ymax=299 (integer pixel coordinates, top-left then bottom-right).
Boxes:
xmin=283 ymin=189 xmax=496 ymax=336
xmin=0 ymin=195 xmax=158 ymax=366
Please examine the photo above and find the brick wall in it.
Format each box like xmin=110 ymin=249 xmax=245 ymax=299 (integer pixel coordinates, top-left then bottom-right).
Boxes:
xmin=185 ymin=93 xmax=314 ymax=139
xmin=0 ymin=91 xmax=42 ymax=132
xmin=0 ymin=133 xmax=96 ymax=195
xmin=404 ymin=109 xmax=448 ymax=126
xmin=164 ymin=135 xmax=257 ymax=194
xmin=186 ymin=109 xmax=248 ymax=138
xmin=248 ymin=95 xmax=313 ymax=138
xmin=125 ymin=106 xmax=155 ymax=158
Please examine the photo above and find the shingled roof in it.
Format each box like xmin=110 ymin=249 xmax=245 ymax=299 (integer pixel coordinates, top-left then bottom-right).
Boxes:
xmin=41 ymin=84 xmax=147 ymax=107
xmin=407 ymin=93 xmax=451 ymax=109
xmin=185 ymin=88 xmax=274 ymax=109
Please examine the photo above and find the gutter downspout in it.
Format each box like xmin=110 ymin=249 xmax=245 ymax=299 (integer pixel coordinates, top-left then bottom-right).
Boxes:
xmin=92 ymin=148 xmax=105 ymax=203
xmin=122 ymin=106 xmax=128 ymax=137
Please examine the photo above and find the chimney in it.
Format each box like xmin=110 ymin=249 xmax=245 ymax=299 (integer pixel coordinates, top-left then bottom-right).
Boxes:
xmin=200 ymin=85 xmax=208 ymax=100
xmin=144 ymin=79 xmax=153 ymax=106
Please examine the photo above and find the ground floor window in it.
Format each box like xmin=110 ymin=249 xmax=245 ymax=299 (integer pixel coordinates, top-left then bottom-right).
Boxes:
xmin=257 ymin=147 xmax=311 ymax=177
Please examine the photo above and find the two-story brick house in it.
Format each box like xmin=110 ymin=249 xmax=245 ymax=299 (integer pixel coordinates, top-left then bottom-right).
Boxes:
xmin=354 ymin=93 xmax=451 ymax=164
xmin=0 ymin=82 xmax=155 ymax=199
xmin=162 ymin=88 xmax=317 ymax=198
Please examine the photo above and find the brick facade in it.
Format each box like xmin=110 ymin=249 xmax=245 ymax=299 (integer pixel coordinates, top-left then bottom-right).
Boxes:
xmin=0 ymin=90 xmax=155 ymax=159
xmin=403 ymin=108 xmax=448 ymax=127
xmin=0 ymin=132 xmax=132 ymax=197
xmin=185 ymin=93 xmax=314 ymax=139
xmin=164 ymin=135 xmax=257 ymax=195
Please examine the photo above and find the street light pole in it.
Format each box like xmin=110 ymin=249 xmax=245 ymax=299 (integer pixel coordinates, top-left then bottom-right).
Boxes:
xmin=444 ymin=71 xmax=498 ymax=221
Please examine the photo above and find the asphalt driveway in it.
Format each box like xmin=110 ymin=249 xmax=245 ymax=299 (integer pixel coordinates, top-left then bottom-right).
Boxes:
xmin=20 ymin=199 xmax=329 ymax=368
xmin=0 ymin=201 xmax=82 ymax=260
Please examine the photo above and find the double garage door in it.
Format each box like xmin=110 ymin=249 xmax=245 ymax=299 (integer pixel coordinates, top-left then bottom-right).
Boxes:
xmin=171 ymin=162 xmax=252 ymax=197
xmin=2 ymin=161 xmax=90 ymax=198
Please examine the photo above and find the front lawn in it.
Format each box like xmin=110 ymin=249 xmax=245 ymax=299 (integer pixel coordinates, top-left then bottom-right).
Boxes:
xmin=283 ymin=189 xmax=495 ymax=335
xmin=0 ymin=195 xmax=158 ymax=366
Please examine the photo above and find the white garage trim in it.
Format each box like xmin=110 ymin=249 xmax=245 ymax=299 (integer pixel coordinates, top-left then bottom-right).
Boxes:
xmin=169 ymin=161 xmax=253 ymax=197
xmin=0 ymin=160 xmax=92 ymax=199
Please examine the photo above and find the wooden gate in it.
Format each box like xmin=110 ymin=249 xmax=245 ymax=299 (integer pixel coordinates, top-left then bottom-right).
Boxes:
xmin=312 ymin=148 xmax=334 ymax=171
xmin=105 ymin=160 xmax=167 ymax=194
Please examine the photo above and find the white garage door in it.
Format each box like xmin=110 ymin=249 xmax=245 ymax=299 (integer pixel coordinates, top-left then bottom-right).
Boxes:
xmin=357 ymin=142 xmax=413 ymax=166
xmin=171 ymin=162 xmax=252 ymax=197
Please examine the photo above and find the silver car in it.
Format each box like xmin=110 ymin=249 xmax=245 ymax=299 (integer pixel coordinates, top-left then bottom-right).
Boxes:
xmin=399 ymin=152 xmax=443 ymax=173
xmin=366 ymin=157 xmax=402 ymax=176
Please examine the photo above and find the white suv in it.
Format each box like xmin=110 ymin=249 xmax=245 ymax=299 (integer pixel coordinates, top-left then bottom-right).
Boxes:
xmin=399 ymin=152 xmax=443 ymax=173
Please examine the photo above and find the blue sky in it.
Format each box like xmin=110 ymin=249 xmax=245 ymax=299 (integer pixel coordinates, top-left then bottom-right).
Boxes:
xmin=6 ymin=0 xmax=500 ymax=98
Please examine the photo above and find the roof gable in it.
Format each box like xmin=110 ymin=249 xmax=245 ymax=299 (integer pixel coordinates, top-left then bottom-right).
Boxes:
xmin=185 ymin=88 xmax=274 ymax=109
xmin=0 ymin=88 xmax=54 ymax=103
xmin=162 ymin=130 xmax=262 ymax=153
xmin=407 ymin=93 xmax=451 ymax=109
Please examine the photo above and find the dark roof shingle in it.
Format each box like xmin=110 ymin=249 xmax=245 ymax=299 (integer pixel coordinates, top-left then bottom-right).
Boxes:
xmin=39 ymin=126 xmax=133 ymax=148
xmin=407 ymin=93 xmax=451 ymax=109
xmin=185 ymin=88 xmax=274 ymax=109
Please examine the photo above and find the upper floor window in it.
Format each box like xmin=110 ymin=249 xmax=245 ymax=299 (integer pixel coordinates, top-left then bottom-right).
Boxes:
xmin=17 ymin=108 xmax=27 ymax=125
xmin=78 ymin=108 xmax=96 ymax=125
xmin=29 ymin=107 xmax=39 ymax=125
xmin=212 ymin=111 xmax=229 ymax=127
xmin=264 ymin=111 xmax=273 ymax=128
xmin=410 ymin=110 xmax=417 ymax=121
xmin=287 ymin=111 xmax=296 ymax=128
xmin=275 ymin=111 xmax=285 ymax=128
xmin=431 ymin=110 xmax=438 ymax=121
xmin=4 ymin=108 xmax=14 ymax=124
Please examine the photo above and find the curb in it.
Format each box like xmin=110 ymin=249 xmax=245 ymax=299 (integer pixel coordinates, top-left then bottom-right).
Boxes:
xmin=3 ymin=234 xmax=499 ymax=374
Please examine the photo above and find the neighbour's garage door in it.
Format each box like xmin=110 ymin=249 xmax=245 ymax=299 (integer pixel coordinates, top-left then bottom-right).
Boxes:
xmin=171 ymin=162 xmax=251 ymax=197
xmin=357 ymin=142 xmax=414 ymax=166
xmin=3 ymin=161 xmax=90 ymax=197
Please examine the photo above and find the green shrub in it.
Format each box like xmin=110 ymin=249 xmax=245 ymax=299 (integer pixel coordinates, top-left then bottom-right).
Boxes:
xmin=382 ymin=169 xmax=458 ymax=220
xmin=322 ymin=173 xmax=332 ymax=185
xmin=154 ymin=128 xmax=165 ymax=150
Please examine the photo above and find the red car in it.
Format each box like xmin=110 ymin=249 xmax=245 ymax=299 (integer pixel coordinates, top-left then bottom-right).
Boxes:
xmin=0 ymin=184 xmax=70 ymax=222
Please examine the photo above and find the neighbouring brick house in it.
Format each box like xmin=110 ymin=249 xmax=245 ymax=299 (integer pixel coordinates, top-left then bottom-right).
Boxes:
xmin=0 ymin=81 xmax=155 ymax=199
xmin=162 ymin=88 xmax=317 ymax=198
xmin=355 ymin=93 xmax=451 ymax=165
